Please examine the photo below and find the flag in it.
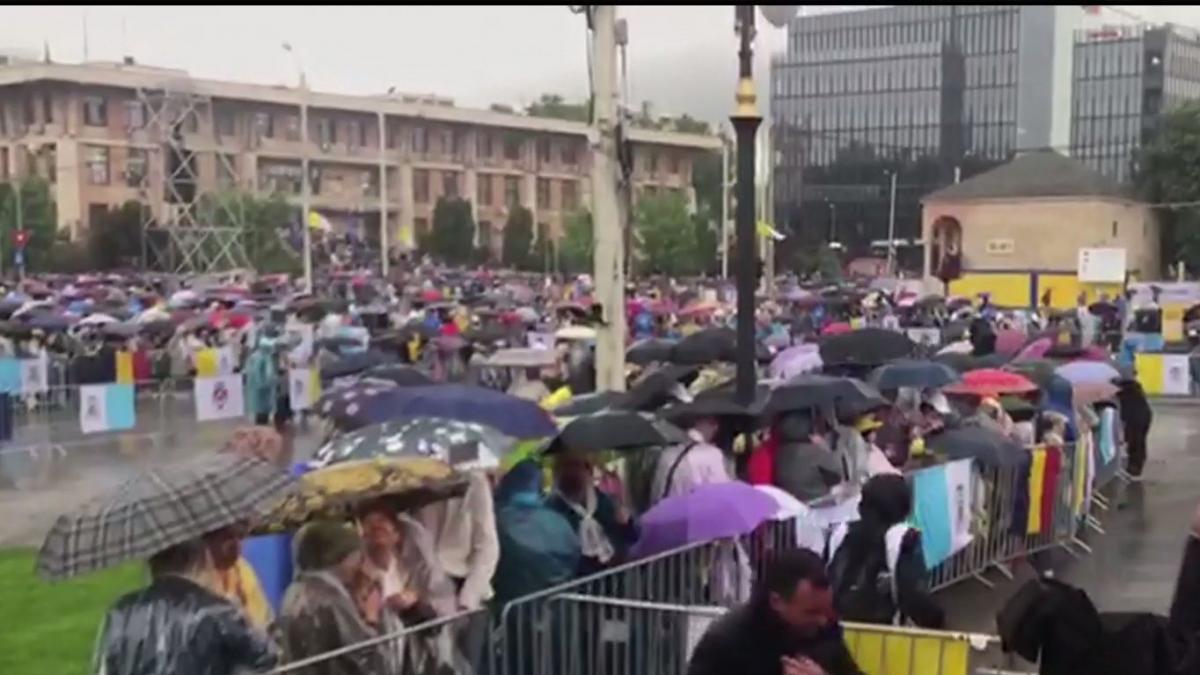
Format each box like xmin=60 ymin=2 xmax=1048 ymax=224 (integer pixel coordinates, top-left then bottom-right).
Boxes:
xmin=20 ymin=353 xmax=48 ymax=394
xmin=79 ymin=383 xmax=136 ymax=434
xmin=1097 ymin=407 xmax=1117 ymax=465
xmin=1135 ymin=353 xmax=1189 ymax=395
xmin=195 ymin=348 xmax=220 ymax=378
xmin=756 ymin=220 xmax=786 ymax=241
xmin=194 ymin=374 xmax=246 ymax=422
xmin=0 ymin=358 xmax=22 ymax=394
xmin=308 ymin=210 xmax=333 ymax=232
xmin=1025 ymin=447 xmax=1066 ymax=535
xmin=116 ymin=351 xmax=135 ymax=384
xmin=288 ymin=368 xmax=321 ymax=412
xmin=911 ymin=458 xmax=974 ymax=569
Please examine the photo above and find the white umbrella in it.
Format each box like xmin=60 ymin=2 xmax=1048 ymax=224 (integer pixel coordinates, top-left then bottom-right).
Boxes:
xmin=754 ymin=484 xmax=808 ymax=521
xmin=937 ymin=339 xmax=973 ymax=355
xmin=135 ymin=308 xmax=171 ymax=324
xmin=555 ymin=325 xmax=596 ymax=341
xmin=77 ymin=313 xmax=119 ymax=326
xmin=168 ymin=290 xmax=198 ymax=309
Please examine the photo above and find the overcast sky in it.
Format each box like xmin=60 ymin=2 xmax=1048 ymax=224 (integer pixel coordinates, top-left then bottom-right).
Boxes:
xmin=3 ymin=5 xmax=1199 ymax=125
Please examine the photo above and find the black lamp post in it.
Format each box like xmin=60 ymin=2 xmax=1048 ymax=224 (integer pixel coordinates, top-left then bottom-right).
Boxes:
xmin=732 ymin=4 xmax=761 ymax=405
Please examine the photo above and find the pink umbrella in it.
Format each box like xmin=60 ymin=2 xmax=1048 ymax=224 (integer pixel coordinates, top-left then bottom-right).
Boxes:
xmin=821 ymin=322 xmax=853 ymax=336
xmin=944 ymin=368 xmax=1039 ymax=397
xmin=995 ymin=329 xmax=1026 ymax=357
xmin=1014 ymin=337 xmax=1052 ymax=362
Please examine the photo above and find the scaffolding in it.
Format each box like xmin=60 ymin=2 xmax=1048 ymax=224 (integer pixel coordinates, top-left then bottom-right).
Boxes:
xmin=136 ymin=78 xmax=248 ymax=274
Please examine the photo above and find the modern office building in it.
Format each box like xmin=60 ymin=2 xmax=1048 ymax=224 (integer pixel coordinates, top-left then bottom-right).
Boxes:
xmin=770 ymin=5 xmax=1080 ymax=262
xmin=0 ymin=57 xmax=718 ymax=270
xmin=1070 ymin=23 xmax=1200 ymax=183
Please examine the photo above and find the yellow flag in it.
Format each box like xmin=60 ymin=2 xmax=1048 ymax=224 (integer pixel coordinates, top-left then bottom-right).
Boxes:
xmin=195 ymin=348 xmax=220 ymax=378
xmin=115 ymin=351 xmax=135 ymax=385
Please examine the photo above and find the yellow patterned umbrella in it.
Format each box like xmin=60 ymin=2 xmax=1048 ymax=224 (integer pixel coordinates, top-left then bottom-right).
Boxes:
xmin=254 ymin=457 xmax=467 ymax=533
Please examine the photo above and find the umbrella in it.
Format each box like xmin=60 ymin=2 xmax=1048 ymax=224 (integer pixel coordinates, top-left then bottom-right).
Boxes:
xmin=868 ymin=359 xmax=960 ymax=390
xmin=661 ymin=382 xmax=770 ymax=425
xmin=819 ymin=328 xmax=914 ymax=366
xmin=315 ymin=380 xmax=397 ymax=423
xmin=313 ymin=417 xmax=513 ymax=470
xmin=995 ymin=329 xmax=1027 ymax=357
xmin=754 ymin=484 xmax=809 ymax=521
xmin=1004 ymin=360 xmax=1059 ymax=389
xmin=37 ymin=455 xmax=294 ymax=580
xmin=1054 ymin=361 xmax=1120 ymax=386
xmin=629 ymin=482 xmax=778 ymax=558
xmin=934 ymin=351 xmax=1008 ymax=373
xmin=943 ymin=368 xmax=1038 ymax=397
xmin=464 ymin=324 xmax=509 ymax=344
xmin=1073 ymin=381 xmax=1120 ymax=406
xmin=937 ymin=340 xmax=974 ymax=356
xmin=513 ymin=307 xmax=539 ymax=324
xmin=544 ymin=411 xmax=685 ymax=454
xmin=678 ymin=300 xmax=719 ymax=318
xmin=769 ymin=344 xmax=823 ymax=381
xmin=626 ymin=338 xmax=677 ymax=366
xmin=555 ymin=325 xmax=596 ymax=341
xmin=360 ymin=364 xmax=432 ymax=387
xmin=820 ymin=322 xmax=853 ymax=336
xmin=320 ymin=350 xmax=396 ymax=381
xmin=256 ymin=457 xmax=467 ymax=534
xmin=331 ymin=384 xmax=558 ymax=438
xmin=670 ymin=327 xmax=737 ymax=365
xmin=100 ymin=322 xmax=141 ymax=339
xmin=551 ymin=391 xmax=627 ymax=417
xmin=924 ymin=425 xmax=1025 ymax=467
xmin=619 ymin=364 xmax=699 ymax=412
xmin=26 ymin=313 xmax=75 ymax=332
xmin=484 ymin=348 xmax=559 ymax=369
xmin=77 ymin=313 xmax=119 ymax=326
xmin=765 ymin=374 xmax=885 ymax=415
xmin=1014 ymin=337 xmax=1053 ymax=362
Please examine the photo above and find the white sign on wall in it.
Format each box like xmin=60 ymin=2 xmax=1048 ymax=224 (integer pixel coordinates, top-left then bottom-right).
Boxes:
xmin=1077 ymin=247 xmax=1126 ymax=283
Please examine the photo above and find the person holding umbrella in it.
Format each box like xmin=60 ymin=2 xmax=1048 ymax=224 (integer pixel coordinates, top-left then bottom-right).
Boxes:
xmin=546 ymin=447 xmax=639 ymax=577
xmin=650 ymin=414 xmax=731 ymax=504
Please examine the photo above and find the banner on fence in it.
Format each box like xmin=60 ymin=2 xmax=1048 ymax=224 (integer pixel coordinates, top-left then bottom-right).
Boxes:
xmin=195 ymin=347 xmax=237 ymax=378
xmin=195 ymin=374 xmax=246 ymax=422
xmin=911 ymin=458 xmax=974 ymax=569
xmin=527 ymin=332 xmax=555 ymax=350
xmin=288 ymin=368 xmax=321 ymax=412
xmin=794 ymin=493 xmax=862 ymax=554
xmin=20 ymin=354 xmax=48 ymax=394
xmin=1136 ymin=352 xmax=1190 ymax=395
xmin=79 ymin=383 xmax=136 ymax=434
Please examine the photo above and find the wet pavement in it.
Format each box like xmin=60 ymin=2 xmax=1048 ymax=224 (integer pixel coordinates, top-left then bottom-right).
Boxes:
xmin=941 ymin=401 xmax=1200 ymax=633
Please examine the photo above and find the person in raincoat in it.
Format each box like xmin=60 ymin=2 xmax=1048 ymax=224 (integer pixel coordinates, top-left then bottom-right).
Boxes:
xmin=493 ymin=460 xmax=581 ymax=605
xmin=774 ymin=412 xmax=842 ymax=502
xmin=276 ymin=520 xmax=384 ymax=675
xmin=93 ymin=537 xmax=278 ymax=675
xmin=546 ymin=448 xmax=639 ymax=577
xmin=245 ymin=330 xmax=283 ymax=427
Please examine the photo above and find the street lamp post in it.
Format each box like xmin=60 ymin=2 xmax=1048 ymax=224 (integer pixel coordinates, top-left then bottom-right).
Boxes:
xmin=886 ymin=169 xmax=897 ymax=276
xmin=731 ymin=5 xmax=761 ymax=405
xmin=283 ymin=42 xmax=313 ymax=293
xmin=826 ymin=199 xmax=837 ymax=245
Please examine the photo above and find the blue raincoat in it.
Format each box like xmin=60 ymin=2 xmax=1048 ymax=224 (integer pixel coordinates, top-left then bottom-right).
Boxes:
xmin=244 ymin=335 xmax=281 ymax=419
xmin=493 ymin=461 xmax=580 ymax=606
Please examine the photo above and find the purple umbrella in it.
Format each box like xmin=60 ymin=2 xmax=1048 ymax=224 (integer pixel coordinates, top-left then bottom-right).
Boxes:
xmin=769 ymin=344 xmax=822 ymax=380
xmin=630 ymin=481 xmax=778 ymax=558
xmin=1014 ymin=337 xmax=1053 ymax=362
xmin=1054 ymin=360 xmax=1120 ymax=385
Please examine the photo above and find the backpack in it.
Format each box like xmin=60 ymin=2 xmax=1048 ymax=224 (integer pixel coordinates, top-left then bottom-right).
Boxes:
xmin=826 ymin=523 xmax=909 ymax=625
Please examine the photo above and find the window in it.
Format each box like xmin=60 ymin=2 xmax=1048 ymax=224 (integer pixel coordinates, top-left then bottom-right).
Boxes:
xmin=411 ymin=126 xmax=428 ymax=154
xmin=125 ymin=148 xmax=148 ymax=187
xmin=648 ymin=151 xmax=659 ymax=174
xmin=561 ymin=180 xmax=578 ymax=211
xmin=183 ymin=111 xmax=199 ymax=133
xmin=1112 ymin=220 xmax=1119 ymax=238
xmin=414 ymin=169 xmax=430 ymax=203
xmin=254 ymin=112 xmax=274 ymax=139
xmin=537 ymin=138 xmax=552 ymax=163
xmin=442 ymin=171 xmax=459 ymax=199
xmin=42 ymin=95 xmax=53 ymax=124
xmin=85 ymin=145 xmax=110 ymax=185
xmin=282 ymin=115 xmax=300 ymax=142
xmin=537 ymin=177 xmax=551 ymax=208
xmin=217 ymin=153 xmax=237 ymax=189
xmin=83 ymin=96 xmax=108 ymax=127
xmin=561 ymin=141 xmax=579 ymax=165
xmin=503 ymin=135 xmax=522 ymax=161
xmin=347 ymin=119 xmax=361 ymax=147
xmin=504 ymin=175 xmax=521 ymax=206
xmin=477 ymin=174 xmax=493 ymax=205
xmin=317 ymin=118 xmax=337 ymax=145
xmin=23 ymin=97 xmax=36 ymax=126
xmin=215 ymin=109 xmax=235 ymax=137
xmin=449 ymin=130 xmax=462 ymax=158
xmin=668 ymin=153 xmax=681 ymax=175
xmin=477 ymin=133 xmax=493 ymax=159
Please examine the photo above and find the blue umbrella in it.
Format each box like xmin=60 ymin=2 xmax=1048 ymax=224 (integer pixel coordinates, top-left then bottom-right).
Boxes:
xmin=336 ymin=384 xmax=558 ymax=438
xmin=868 ymin=359 xmax=961 ymax=390
xmin=629 ymin=481 xmax=777 ymax=558
xmin=320 ymin=350 xmax=395 ymax=381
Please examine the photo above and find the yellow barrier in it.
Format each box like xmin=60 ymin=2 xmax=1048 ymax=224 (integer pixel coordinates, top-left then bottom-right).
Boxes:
xmin=843 ymin=622 xmax=995 ymax=675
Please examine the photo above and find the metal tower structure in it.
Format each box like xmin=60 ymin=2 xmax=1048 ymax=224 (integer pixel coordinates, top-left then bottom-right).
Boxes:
xmin=136 ymin=78 xmax=248 ymax=274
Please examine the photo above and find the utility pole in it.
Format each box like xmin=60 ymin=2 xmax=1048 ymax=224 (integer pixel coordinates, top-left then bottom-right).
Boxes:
xmin=886 ymin=170 xmax=897 ymax=276
xmin=378 ymin=110 xmax=389 ymax=278
xmin=732 ymin=5 xmax=761 ymax=405
xmin=720 ymin=133 xmax=730 ymax=279
xmin=590 ymin=6 xmax=627 ymax=392
xmin=284 ymin=42 xmax=313 ymax=292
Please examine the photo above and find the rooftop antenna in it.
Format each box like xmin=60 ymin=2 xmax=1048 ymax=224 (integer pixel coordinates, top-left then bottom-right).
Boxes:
xmin=81 ymin=10 xmax=89 ymax=61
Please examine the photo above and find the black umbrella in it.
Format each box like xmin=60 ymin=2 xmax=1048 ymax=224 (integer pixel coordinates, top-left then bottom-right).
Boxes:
xmin=361 ymin=364 xmax=432 ymax=387
xmin=464 ymin=324 xmax=509 ymax=344
xmin=619 ymin=364 xmax=700 ymax=412
xmin=868 ymin=359 xmax=960 ymax=390
xmin=320 ymin=350 xmax=396 ymax=381
xmin=765 ymin=374 xmax=885 ymax=416
xmin=550 ymin=391 xmax=627 ymax=416
xmin=819 ymin=328 xmax=914 ymax=367
xmin=924 ymin=424 xmax=1025 ymax=468
xmin=661 ymin=382 xmax=770 ymax=425
xmin=626 ymin=338 xmax=677 ymax=366
xmin=670 ymin=327 xmax=737 ymax=365
xmin=544 ymin=411 xmax=685 ymax=454
xmin=314 ymin=417 xmax=513 ymax=469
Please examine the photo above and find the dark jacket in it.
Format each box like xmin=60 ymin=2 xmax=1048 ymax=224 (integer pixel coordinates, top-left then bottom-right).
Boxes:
xmin=1116 ymin=380 xmax=1153 ymax=434
xmin=773 ymin=413 xmax=841 ymax=502
xmin=94 ymin=575 xmax=277 ymax=675
xmin=545 ymin=489 xmax=639 ymax=577
xmin=687 ymin=603 xmax=864 ymax=675
xmin=828 ymin=525 xmax=944 ymax=629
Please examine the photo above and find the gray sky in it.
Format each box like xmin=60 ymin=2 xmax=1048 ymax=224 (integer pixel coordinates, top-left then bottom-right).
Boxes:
xmin=3 ymin=5 xmax=1199 ymax=125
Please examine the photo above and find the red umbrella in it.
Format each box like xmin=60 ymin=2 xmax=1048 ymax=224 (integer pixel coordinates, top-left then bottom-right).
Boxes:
xmin=944 ymin=368 xmax=1038 ymax=397
xmin=821 ymin=322 xmax=853 ymax=336
xmin=421 ymin=289 xmax=443 ymax=303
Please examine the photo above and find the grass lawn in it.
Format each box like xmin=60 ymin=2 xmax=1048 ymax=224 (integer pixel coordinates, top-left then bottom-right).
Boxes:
xmin=0 ymin=548 xmax=142 ymax=675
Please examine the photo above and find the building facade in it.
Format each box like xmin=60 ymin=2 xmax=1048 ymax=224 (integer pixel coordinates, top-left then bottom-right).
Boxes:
xmin=1070 ymin=23 xmax=1200 ymax=183
xmin=770 ymin=5 xmax=1079 ymax=262
xmin=0 ymin=59 xmax=717 ymax=264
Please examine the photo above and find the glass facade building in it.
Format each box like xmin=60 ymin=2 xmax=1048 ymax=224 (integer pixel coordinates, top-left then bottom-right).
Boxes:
xmin=770 ymin=6 xmax=1077 ymax=262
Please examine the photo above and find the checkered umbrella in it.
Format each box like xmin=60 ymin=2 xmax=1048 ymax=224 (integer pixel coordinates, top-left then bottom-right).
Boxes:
xmin=37 ymin=454 xmax=295 ymax=581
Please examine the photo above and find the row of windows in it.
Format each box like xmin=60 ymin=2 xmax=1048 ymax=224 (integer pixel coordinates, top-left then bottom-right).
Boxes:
xmin=777 ymin=90 xmax=944 ymax=131
xmin=774 ymin=57 xmax=942 ymax=97
xmin=1074 ymin=41 xmax=1145 ymax=80
xmin=963 ymin=86 xmax=1019 ymax=127
xmin=1071 ymin=115 xmax=1142 ymax=148
xmin=963 ymin=54 xmax=1019 ymax=89
xmin=790 ymin=8 xmax=1019 ymax=58
xmin=797 ymin=127 xmax=942 ymax=167
xmin=411 ymin=170 xmax=580 ymax=212
xmin=83 ymin=145 xmax=149 ymax=187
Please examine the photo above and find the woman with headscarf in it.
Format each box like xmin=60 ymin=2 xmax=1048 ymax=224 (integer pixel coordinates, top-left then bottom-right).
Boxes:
xmin=276 ymin=520 xmax=384 ymax=675
xmin=826 ymin=474 xmax=945 ymax=628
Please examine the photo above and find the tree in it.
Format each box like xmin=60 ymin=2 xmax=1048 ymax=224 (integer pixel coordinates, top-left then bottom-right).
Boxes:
xmin=525 ymin=93 xmax=590 ymax=123
xmin=429 ymin=197 xmax=476 ymax=265
xmin=0 ymin=177 xmax=57 ymax=273
xmin=489 ymin=103 xmax=515 ymax=114
xmin=502 ymin=206 xmax=534 ymax=269
xmin=87 ymin=201 xmax=145 ymax=270
xmin=202 ymin=191 xmax=300 ymax=274
xmin=1136 ymin=101 xmax=1200 ymax=274
xmin=531 ymin=221 xmax=555 ymax=273
xmin=672 ymin=114 xmax=711 ymax=135
xmin=560 ymin=209 xmax=594 ymax=274
xmin=635 ymin=191 xmax=699 ymax=276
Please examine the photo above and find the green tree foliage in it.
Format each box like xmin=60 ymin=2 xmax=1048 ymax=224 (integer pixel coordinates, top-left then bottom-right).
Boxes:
xmin=201 ymin=191 xmax=300 ymax=274
xmin=635 ymin=191 xmax=699 ymax=276
xmin=503 ymin=206 xmax=535 ymax=270
xmin=670 ymin=114 xmax=711 ymax=135
xmin=429 ymin=197 xmax=477 ymax=265
xmin=560 ymin=209 xmax=594 ymax=274
xmin=531 ymin=221 xmax=555 ymax=273
xmin=525 ymin=93 xmax=590 ymax=123
xmin=87 ymin=201 xmax=145 ymax=270
xmin=1136 ymin=101 xmax=1200 ymax=274
xmin=0 ymin=177 xmax=57 ymax=272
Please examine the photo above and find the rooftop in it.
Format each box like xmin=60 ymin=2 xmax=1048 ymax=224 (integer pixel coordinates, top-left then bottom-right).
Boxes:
xmin=923 ymin=149 xmax=1132 ymax=202
xmin=0 ymin=60 xmax=721 ymax=151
